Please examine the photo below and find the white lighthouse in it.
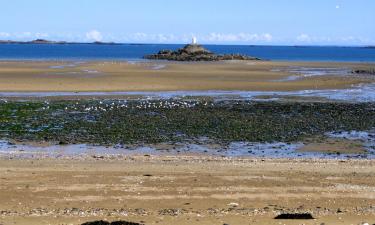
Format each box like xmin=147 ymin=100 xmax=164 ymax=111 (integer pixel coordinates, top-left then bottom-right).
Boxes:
xmin=192 ymin=36 xmax=197 ymax=45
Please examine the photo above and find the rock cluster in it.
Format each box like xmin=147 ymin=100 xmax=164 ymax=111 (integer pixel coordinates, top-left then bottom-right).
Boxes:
xmin=352 ymin=69 xmax=375 ymax=75
xmin=144 ymin=44 xmax=260 ymax=61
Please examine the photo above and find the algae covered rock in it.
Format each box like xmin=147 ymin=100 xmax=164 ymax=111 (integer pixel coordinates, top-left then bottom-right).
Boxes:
xmin=145 ymin=44 xmax=260 ymax=61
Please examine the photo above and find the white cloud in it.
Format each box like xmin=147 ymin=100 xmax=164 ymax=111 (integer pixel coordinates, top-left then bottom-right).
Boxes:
xmin=86 ymin=30 xmax=103 ymax=42
xmin=296 ymin=34 xmax=311 ymax=42
xmin=202 ymin=33 xmax=273 ymax=43
xmin=156 ymin=34 xmax=177 ymax=42
xmin=336 ymin=5 xmax=340 ymax=9
xmin=0 ymin=32 xmax=10 ymax=38
xmin=294 ymin=34 xmax=375 ymax=45
xmin=131 ymin=32 xmax=148 ymax=41
xmin=8 ymin=32 xmax=49 ymax=40
xmin=34 ymin=32 xmax=49 ymax=39
xmin=122 ymin=33 xmax=179 ymax=43
xmin=296 ymin=34 xmax=332 ymax=43
xmin=115 ymin=32 xmax=273 ymax=44
xmin=263 ymin=33 xmax=273 ymax=42
xmin=16 ymin=32 xmax=32 ymax=38
xmin=0 ymin=31 xmax=373 ymax=46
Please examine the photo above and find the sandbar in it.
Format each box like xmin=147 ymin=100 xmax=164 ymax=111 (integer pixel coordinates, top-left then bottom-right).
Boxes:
xmin=0 ymin=60 xmax=374 ymax=92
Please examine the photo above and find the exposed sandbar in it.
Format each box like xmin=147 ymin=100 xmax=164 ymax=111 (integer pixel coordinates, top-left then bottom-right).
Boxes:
xmin=0 ymin=60 xmax=374 ymax=92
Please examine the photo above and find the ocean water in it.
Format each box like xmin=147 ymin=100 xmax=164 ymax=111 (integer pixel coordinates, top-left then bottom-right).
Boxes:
xmin=0 ymin=43 xmax=374 ymax=62
xmin=2 ymin=130 xmax=375 ymax=159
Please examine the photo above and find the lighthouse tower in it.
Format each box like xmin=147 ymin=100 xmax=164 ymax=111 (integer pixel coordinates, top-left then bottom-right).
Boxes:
xmin=192 ymin=36 xmax=197 ymax=45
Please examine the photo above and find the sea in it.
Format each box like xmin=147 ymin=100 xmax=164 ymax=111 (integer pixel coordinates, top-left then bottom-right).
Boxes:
xmin=0 ymin=43 xmax=374 ymax=62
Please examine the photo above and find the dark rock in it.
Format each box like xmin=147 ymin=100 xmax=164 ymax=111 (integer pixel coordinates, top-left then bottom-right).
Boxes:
xmin=158 ymin=49 xmax=173 ymax=55
xmin=352 ymin=69 xmax=375 ymax=75
xmin=58 ymin=140 xmax=67 ymax=145
xmin=144 ymin=44 xmax=260 ymax=61
xmin=31 ymin=39 xmax=54 ymax=44
xmin=93 ymin=41 xmax=117 ymax=45
xmin=179 ymin=44 xmax=212 ymax=54
xmin=274 ymin=213 xmax=315 ymax=220
xmin=27 ymin=39 xmax=68 ymax=44
xmin=111 ymin=221 xmax=143 ymax=225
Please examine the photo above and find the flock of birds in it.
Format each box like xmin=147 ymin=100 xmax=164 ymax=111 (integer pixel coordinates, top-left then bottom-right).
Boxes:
xmin=32 ymin=100 xmax=216 ymax=112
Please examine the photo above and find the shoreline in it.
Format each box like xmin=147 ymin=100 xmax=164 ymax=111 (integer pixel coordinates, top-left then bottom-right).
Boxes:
xmin=2 ymin=84 xmax=375 ymax=102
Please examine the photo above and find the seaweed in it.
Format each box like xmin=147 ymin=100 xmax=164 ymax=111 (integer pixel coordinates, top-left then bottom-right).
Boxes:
xmin=1 ymin=100 xmax=374 ymax=145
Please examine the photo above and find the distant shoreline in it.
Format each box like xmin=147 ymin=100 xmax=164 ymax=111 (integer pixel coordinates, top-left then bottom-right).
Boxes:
xmin=0 ymin=39 xmax=121 ymax=45
xmin=0 ymin=39 xmax=374 ymax=48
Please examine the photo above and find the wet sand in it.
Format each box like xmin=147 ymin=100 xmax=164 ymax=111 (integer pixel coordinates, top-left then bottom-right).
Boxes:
xmin=0 ymin=60 xmax=374 ymax=92
xmin=1 ymin=156 xmax=375 ymax=225
xmin=298 ymin=138 xmax=369 ymax=154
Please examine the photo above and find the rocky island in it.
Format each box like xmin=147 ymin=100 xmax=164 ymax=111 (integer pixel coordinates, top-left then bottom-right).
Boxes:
xmin=0 ymin=39 xmax=118 ymax=45
xmin=144 ymin=41 xmax=260 ymax=61
xmin=0 ymin=39 xmax=68 ymax=44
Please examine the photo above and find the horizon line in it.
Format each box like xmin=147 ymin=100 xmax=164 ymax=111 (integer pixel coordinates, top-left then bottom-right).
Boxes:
xmin=0 ymin=39 xmax=374 ymax=48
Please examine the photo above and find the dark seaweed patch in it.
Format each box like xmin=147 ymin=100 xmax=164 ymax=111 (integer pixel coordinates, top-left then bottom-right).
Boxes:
xmin=1 ymin=100 xmax=375 ymax=145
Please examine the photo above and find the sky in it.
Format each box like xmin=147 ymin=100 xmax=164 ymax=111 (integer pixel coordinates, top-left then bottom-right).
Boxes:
xmin=0 ymin=0 xmax=374 ymax=46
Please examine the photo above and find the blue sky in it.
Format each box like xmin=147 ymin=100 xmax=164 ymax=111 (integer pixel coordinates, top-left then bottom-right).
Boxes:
xmin=0 ymin=0 xmax=374 ymax=45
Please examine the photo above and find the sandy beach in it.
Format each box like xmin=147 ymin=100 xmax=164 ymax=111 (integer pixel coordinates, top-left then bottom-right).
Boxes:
xmin=1 ymin=155 xmax=375 ymax=225
xmin=1 ymin=60 xmax=375 ymax=225
xmin=0 ymin=60 xmax=374 ymax=92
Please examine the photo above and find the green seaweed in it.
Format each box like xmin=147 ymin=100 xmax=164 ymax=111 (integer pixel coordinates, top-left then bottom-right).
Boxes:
xmin=1 ymin=100 xmax=374 ymax=145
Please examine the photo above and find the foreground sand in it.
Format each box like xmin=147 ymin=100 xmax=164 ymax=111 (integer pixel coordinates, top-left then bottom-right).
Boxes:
xmin=1 ymin=155 xmax=375 ymax=225
xmin=0 ymin=60 xmax=374 ymax=92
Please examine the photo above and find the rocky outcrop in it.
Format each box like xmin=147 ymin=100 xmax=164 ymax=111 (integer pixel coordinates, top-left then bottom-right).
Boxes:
xmin=352 ymin=69 xmax=375 ymax=75
xmin=144 ymin=44 xmax=260 ymax=61
xmin=0 ymin=39 xmax=68 ymax=44
xmin=32 ymin=39 xmax=70 ymax=44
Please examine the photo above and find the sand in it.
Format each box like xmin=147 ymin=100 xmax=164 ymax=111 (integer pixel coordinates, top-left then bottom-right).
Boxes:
xmin=0 ymin=60 xmax=374 ymax=92
xmin=1 ymin=155 xmax=375 ymax=225
xmin=299 ymin=138 xmax=368 ymax=154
